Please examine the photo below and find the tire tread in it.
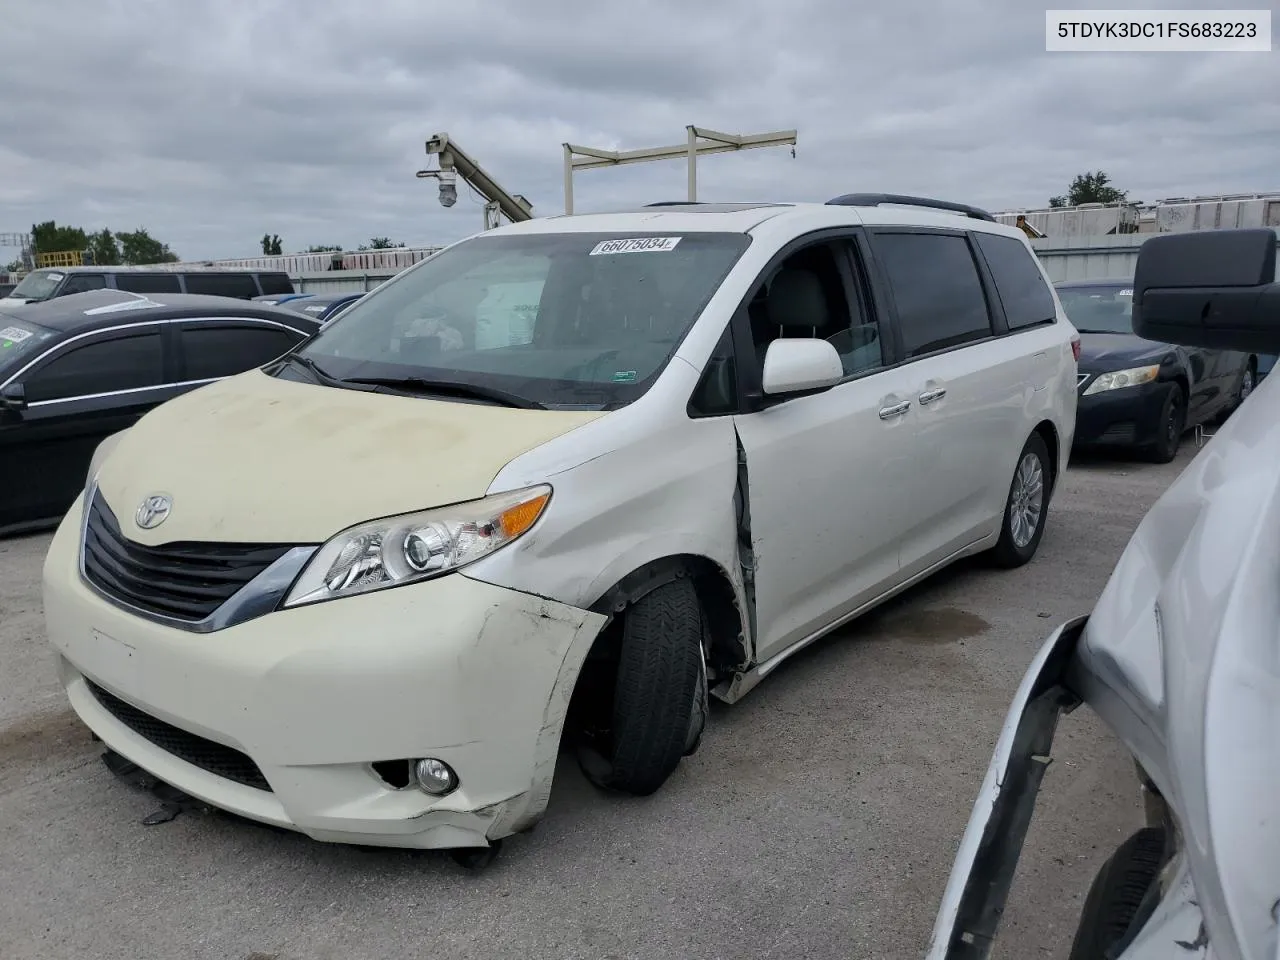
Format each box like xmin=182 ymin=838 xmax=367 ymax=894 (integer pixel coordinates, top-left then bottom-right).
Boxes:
xmin=607 ymin=578 xmax=703 ymax=795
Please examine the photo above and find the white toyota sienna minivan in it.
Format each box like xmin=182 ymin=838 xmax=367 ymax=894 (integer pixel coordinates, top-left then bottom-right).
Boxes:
xmin=41 ymin=195 xmax=1079 ymax=863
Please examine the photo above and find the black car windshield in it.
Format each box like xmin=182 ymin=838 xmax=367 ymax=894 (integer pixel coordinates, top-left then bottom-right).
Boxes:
xmin=0 ymin=317 xmax=59 ymax=375
xmin=1056 ymin=284 xmax=1134 ymax=334
xmin=292 ymin=231 xmax=751 ymax=409
xmin=10 ymin=270 xmax=66 ymax=302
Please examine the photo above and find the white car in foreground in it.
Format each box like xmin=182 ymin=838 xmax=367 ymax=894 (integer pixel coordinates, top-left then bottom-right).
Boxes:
xmin=43 ymin=195 xmax=1077 ymax=864
xmin=929 ymin=227 xmax=1280 ymax=960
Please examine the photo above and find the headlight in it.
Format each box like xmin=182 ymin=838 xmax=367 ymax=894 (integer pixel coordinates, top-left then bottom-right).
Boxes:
xmin=1083 ymin=364 xmax=1160 ymax=395
xmin=282 ymin=485 xmax=551 ymax=608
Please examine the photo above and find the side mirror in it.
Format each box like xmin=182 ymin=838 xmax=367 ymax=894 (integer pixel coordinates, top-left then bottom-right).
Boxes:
xmin=0 ymin=382 xmax=27 ymax=411
xmin=761 ymin=339 xmax=843 ymax=397
xmin=1133 ymin=228 xmax=1280 ymax=353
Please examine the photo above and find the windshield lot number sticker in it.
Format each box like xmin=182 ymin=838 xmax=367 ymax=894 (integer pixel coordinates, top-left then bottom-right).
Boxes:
xmin=589 ymin=237 xmax=682 ymax=255
xmin=0 ymin=326 xmax=32 ymax=344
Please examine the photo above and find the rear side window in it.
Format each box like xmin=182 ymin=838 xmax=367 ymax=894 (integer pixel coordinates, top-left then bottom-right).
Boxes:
xmin=873 ymin=232 xmax=993 ymax=357
xmin=61 ymin=274 xmax=108 ymax=295
xmin=116 ymin=272 xmax=182 ymax=294
xmin=974 ymin=233 xmax=1057 ymax=330
xmin=178 ymin=323 xmax=305 ymax=380
xmin=24 ymin=331 xmax=165 ymax=402
xmin=182 ymin=273 xmax=259 ymax=299
xmin=256 ymin=273 xmax=295 ymax=296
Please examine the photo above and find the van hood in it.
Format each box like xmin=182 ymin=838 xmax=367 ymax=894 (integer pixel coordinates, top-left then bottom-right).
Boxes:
xmin=94 ymin=370 xmax=606 ymax=545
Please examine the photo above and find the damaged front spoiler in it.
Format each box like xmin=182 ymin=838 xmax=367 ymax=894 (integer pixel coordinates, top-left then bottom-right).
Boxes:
xmin=926 ymin=616 xmax=1088 ymax=960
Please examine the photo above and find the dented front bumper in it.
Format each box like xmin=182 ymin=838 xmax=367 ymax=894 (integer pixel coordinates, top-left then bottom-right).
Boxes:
xmin=43 ymin=495 xmax=609 ymax=849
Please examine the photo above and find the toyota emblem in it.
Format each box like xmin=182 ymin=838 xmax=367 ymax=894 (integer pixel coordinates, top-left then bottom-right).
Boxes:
xmin=135 ymin=494 xmax=173 ymax=530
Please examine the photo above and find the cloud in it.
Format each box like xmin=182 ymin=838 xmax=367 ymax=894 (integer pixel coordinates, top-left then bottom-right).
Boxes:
xmin=1 ymin=0 xmax=1275 ymax=260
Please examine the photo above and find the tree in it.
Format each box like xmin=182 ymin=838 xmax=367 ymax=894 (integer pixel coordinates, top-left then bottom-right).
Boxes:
xmin=86 ymin=229 xmax=121 ymax=266
xmin=306 ymin=244 xmax=343 ymax=252
xmin=261 ymin=233 xmax=283 ymax=256
xmin=4 ymin=259 xmax=23 ymax=273
xmin=31 ymin=220 xmax=89 ymax=256
xmin=117 ymin=228 xmax=178 ymax=265
xmin=358 ymin=237 xmax=405 ymax=250
xmin=1049 ymin=171 xmax=1129 ymax=208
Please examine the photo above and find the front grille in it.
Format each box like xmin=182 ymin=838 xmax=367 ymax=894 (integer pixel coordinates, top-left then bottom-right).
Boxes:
xmin=82 ymin=491 xmax=292 ymax=623
xmin=87 ymin=680 xmax=272 ymax=791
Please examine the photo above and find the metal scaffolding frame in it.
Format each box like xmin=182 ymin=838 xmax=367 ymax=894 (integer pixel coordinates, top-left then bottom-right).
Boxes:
xmin=561 ymin=126 xmax=797 ymax=215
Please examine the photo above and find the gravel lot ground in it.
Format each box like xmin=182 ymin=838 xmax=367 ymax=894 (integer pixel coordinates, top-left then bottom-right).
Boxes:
xmin=0 ymin=444 xmax=1197 ymax=960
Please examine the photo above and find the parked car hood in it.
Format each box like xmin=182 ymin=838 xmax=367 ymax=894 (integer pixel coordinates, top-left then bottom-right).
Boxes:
xmin=92 ymin=369 xmax=606 ymax=545
xmin=1076 ymin=332 xmax=1172 ymax=372
xmin=1072 ymin=369 xmax=1280 ymax=959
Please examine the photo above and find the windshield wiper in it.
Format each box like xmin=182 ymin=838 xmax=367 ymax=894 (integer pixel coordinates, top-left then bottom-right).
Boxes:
xmin=276 ymin=352 xmax=351 ymax=387
xmin=340 ymin=376 xmax=546 ymax=410
xmin=1074 ymin=328 xmax=1126 ymax=334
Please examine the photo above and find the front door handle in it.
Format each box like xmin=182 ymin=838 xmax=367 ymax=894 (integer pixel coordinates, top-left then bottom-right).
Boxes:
xmin=878 ymin=400 xmax=911 ymax=420
xmin=918 ymin=388 xmax=947 ymax=405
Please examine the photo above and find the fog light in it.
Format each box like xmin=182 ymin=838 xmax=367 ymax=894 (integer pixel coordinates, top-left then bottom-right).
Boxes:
xmin=414 ymin=758 xmax=458 ymax=795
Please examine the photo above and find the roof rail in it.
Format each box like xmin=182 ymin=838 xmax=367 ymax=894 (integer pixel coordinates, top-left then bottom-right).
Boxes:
xmin=826 ymin=193 xmax=996 ymax=222
xmin=644 ymin=201 xmax=703 ymax=207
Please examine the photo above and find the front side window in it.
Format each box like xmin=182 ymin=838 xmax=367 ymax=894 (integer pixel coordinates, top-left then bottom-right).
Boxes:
xmin=296 ymin=231 xmax=751 ymax=409
xmin=23 ymin=330 xmax=165 ymax=402
xmin=746 ymin=239 xmax=882 ymax=379
xmin=61 ymin=274 xmax=108 ymax=295
xmin=9 ymin=270 xmax=66 ymax=302
xmin=873 ymin=232 xmax=993 ymax=357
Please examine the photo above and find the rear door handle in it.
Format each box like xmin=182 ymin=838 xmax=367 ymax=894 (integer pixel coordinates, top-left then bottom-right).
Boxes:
xmin=918 ymin=388 xmax=947 ymax=405
xmin=878 ymin=400 xmax=911 ymax=420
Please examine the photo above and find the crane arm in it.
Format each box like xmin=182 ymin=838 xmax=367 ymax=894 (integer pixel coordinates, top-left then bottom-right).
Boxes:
xmin=420 ymin=133 xmax=533 ymax=224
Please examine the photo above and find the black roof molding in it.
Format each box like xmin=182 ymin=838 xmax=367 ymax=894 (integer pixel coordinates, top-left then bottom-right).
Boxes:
xmin=826 ymin=193 xmax=996 ymax=222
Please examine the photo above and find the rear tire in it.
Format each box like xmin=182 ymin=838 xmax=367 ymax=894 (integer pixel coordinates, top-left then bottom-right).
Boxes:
xmin=1067 ymin=827 xmax=1167 ymax=960
xmin=588 ymin=578 xmax=705 ymax=796
xmin=1143 ymin=382 xmax=1185 ymax=464
xmin=990 ymin=433 xmax=1051 ymax=569
xmin=1230 ymin=358 xmax=1256 ymax=416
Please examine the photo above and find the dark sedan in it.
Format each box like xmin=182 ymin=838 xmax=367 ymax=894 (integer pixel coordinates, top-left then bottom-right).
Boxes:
xmin=0 ymin=290 xmax=320 ymax=534
xmin=1058 ymin=279 xmax=1256 ymax=462
xmin=280 ymin=291 xmax=365 ymax=324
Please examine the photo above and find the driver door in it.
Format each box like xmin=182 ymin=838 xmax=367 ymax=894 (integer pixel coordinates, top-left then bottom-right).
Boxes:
xmin=0 ymin=325 xmax=171 ymax=528
xmin=732 ymin=231 xmax=917 ymax=666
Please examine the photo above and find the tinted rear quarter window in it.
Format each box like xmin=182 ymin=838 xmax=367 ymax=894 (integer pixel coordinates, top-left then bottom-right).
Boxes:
xmin=256 ymin=273 xmax=295 ymax=296
xmin=24 ymin=331 xmax=165 ymax=402
xmin=179 ymin=323 xmax=304 ymax=380
xmin=873 ymin=232 xmax=993 ymax=356
xmin=182 ymin=273 xmax=259 ymax=299
xmin=974 ymin=233 xmax=1057 ymax=330
xmin=116 ymin=272 xmax=182 ymax=294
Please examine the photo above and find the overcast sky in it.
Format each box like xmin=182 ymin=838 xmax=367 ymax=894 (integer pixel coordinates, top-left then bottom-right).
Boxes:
xmin=1 ymin=0 xmax=1276 ymax=261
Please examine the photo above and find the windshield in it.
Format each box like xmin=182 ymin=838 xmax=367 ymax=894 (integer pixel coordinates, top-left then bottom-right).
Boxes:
xmin=295 ymin=231 xmax=751 ymax=409
xmin=1056 ymin=284 xmax=1134 ymax=334
xmin=0 ymin=318 xmax=59 ymax=374
xmin=10 ymin=270 xmax=67 ymax=302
